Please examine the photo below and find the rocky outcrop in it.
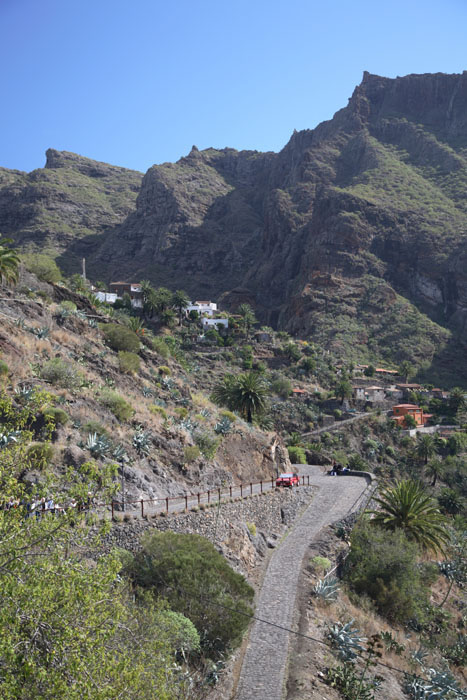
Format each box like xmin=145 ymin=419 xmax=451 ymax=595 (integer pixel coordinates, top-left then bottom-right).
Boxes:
xmin=2 ymin=72 xmax=467 ymax=382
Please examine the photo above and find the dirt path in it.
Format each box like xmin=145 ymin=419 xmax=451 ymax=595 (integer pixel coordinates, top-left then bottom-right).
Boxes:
xmin=233 ymin=468 xmax=369 ymax=700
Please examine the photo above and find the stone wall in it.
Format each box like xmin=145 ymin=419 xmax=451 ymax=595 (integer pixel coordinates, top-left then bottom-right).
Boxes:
xmin=99 ymin=487 xmax=314 ymax=579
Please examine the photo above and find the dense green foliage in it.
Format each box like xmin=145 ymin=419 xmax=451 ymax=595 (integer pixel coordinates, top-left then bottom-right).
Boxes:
xmin=118 ymin=350 xmax=141 ymax=374
xmin=124 ymin=531 xmax=255 ymax=659
xmin=22 ymin=252 xmax=61 ymax=283
xmin=0 ymin=238 xmax=20 ymax=285
xmin=101 ymin=323 xmax=140 ymax=353
xmin=99 ymin=388 xmax=134 ymax=422
xmin=212 ymin=371 xmax=269 ymax=423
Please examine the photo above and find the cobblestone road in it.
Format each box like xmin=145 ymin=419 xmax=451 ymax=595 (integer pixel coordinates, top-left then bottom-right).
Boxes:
xmin=234 ymin=468 xmax=369 ymax=700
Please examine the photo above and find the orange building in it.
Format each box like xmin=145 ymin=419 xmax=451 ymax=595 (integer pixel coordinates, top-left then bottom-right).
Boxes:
xmin=392 ymin=404 xmax=432 ymax=428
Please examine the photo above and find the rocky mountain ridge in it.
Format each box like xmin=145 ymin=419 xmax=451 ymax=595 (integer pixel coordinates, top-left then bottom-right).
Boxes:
xmin=1 ymin=71 xmax=467 ymax=383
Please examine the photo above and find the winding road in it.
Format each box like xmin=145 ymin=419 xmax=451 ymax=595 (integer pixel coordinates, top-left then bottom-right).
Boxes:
xmin=234 ymin=466 xmax=370 ymax=700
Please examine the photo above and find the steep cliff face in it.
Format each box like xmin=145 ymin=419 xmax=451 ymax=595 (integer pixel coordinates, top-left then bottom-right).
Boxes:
xmin=1 ymin=72 xmax=467 ymax=382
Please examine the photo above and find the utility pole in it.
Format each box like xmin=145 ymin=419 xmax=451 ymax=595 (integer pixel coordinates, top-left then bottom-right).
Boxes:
xmin=82 ymin=257 xmax=86 ymax=281
xmin=120 ymin=461 xmax=125 ymax=512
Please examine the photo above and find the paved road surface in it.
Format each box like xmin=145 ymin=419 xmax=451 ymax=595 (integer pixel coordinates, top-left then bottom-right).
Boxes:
xmin=234 ymin=467 xmax=369 ymax=700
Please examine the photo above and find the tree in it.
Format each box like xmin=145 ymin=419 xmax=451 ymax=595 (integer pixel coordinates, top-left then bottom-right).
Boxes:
xmin=335 ymin=379 xmax=353 ymax=405
xmin=22 ymin=252 xmax=61 ymax=284
xmin=398 ymin=360 xmax=415 ymax=384
xmin=0 ymin=238 xmax=20 ymax=286
xmin=369 ymin=479 xmax=449 ymax=553
xmin=449 ymin=387 xmax=466 ymax=414
xmin=425 ymin=458 xmax=445 ymax=487
xmin=237 ymin=303 xmax=256 ymax=339
xmin=416 ymin=433 xmax=436 ymax=465
xmin=172 ymin=289 xmax=190 ymax=326
xmin=404 ymin=413 xmax=417 ymax=429
xmin=364 ymin=365 xmax=375 ymax=377
xmin=124 ymin=531 xmax=254 ymax=658
xmin=212 ymin=371 xmax=269 ymax=423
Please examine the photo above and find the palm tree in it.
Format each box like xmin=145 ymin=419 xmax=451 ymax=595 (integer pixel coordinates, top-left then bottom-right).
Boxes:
xmin=0 ymin=238 xmax=20 ymax=285
xmin=416 ymin=433 xmax=436 ymax=465
xmin=212 ymin=371 xmax=269 ymax=423
xmin=449 ymin=387 xmax=466 ymax=414
xmin=172 ymin=289 xmax=190 ymax=326
xmin=369 ymin=479 xmax=449 ymax=553
xmin=398 ymin=360 xmax=415 ymax=384
xmin=237 ymin=304 xmax=256 ymax=339
xmin=425 ymin=458 xmax=445 ymax=487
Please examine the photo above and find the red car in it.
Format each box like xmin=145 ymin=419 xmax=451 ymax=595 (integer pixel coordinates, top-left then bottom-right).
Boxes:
xmin=275 ymin=473 xmax=300 ymax=488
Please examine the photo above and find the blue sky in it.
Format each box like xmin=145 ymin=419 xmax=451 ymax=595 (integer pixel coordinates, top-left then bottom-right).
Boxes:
xmin=1 ymin=0 xmax=466 ymax=174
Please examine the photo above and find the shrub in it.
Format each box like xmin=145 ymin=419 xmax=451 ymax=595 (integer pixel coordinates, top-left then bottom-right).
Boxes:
xmin=333 ymin=409 xmax=342 ymax=420
xmin=101 ymin=323 xmax=140 ymax=353
xmin=40 ymin=359 xmax=82 ymax=389
xmin=183 ymin=445 xmax=200 ymax=463
xmin=246 ymin=522 xmax=257 ymax=536
xmin=22 ymin=253 xmax=61 ymax=283
xmin=59 ymin=301 xmax=77 ymax=312
xmin=26 ymin=442 xmax=54 ymax=470
xmin=83 ymin=420 xmax=108 ymax=436
xmin=123 ymin=531 xmax=254 ymax=658
xmin=288 ymin=446 xmax=306 ymax=464
xmin=99 ymin=388 xmax=134 ymax=422
xmin=149 ymin=405 xmax=167 ymax=420
xmin=151 ymin=336 xmax=170 ymax=359
xmin=157 ymin=366 xmax=171 ymax=376
xmin=42 ymin=407 xmax=69 ymax=426
xmin=174 ymin=406 xmax=188 ymax=418
xmin=220 ymin=409 xmax=237 ymax=422
xmin=270 ymin=375 xmax=293 ymax=399
xmin=0 ymin=360 xmax=9 ymax=377
xmin=344 ymin=523 xmax=435 ymax=624
xmin=194 ymin=431 xmax=220 ymax=459
xmin=310 ymin=556 xmax=332 ymax=574
xmin=118 ymin=351 xmax=140 ymax=375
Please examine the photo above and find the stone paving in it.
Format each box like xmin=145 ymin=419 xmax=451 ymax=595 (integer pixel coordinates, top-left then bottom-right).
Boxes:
xmin=234 ymin=468 xmax=369 ymax=700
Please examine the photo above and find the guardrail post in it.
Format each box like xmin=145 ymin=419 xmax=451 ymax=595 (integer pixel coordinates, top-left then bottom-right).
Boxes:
xmin=218 ymin=488 xmax=221 ymax=503
xmin=166 ymin=497 xmax=169 ymax=514
xmin=208 ymin=490 xmax=211 ymax=504
xmin=240 ymin=484 xmax=243 ymax=497
xmin=307 ymin=475 xmax=310 ymax=485
xmin=111 ymin=501 xmax=114 ymax=518
xmin=229 ymin=485 xmax=232 ymax=498
xmin=302 ymin=475 xmax=304 ymax=485
xmin=185 ymin=495 xmax=188 ymax=511
xmin=141 ymin=500 xmax=144 ymax=518
xmin=250 ymin=482 xmax=253 ymax=495
xmin=197 ymin=492 xmax=200 ymax=505
xmin=260 ymin=480 xmax=263 ymax=493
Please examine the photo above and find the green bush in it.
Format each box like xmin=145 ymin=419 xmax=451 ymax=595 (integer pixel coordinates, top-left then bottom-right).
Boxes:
xmin=83 ymin=420 xmax=108 ymax=436
xmin=0 ymin=360 xmax=9 ymax=377
xmin=99 ymin=389 xmax=134 ymax=422
xmin=287 ymin=446 xmax=306 ymax=464
xmin=59 ymin=301 xmax=77 ymax=312
xmin=40 ymin=358 xmax=82 ymax=389
xmin=151 ymin=336 xmax=170 ymax=359
xmin=194 ymin=431 xmax=220 ymax=459
xmin=118 ymin=351 xmax=140 ymax=375
xmin=42 ymin=407 xmax=69 ymax=426
xmin=123 ymin=531 xmax=254 ymax=658
xmin=22 ymin=253 xmax=61 ymax=284
xmin=220 ymin=409 xmax=237 ymax=422
xmin=246 ymin=522 xmax=257 ymax=536
xmin=101 ymin=323 xmax=140 ymax=353
xmin=183 ymin=445 xmax=200 ymax=463
xmin=174 ymin=406 xmax=188 ymax=418
xmin=157 ymin=365 xmax=171 ymax=376
xmin=149 ymin=405 xmax=167 ymax=420
xmin=344 ymin=523 xmax=435 ymax=624
xmin=26 ymin=442 xmax=54 ymax=470
xmin=270 ymin=375 xmax=293 ymax=399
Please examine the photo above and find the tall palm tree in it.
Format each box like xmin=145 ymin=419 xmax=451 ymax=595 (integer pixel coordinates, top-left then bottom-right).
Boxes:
xmin=0 ymin=238 xmax=20 ymax=286
xmin=398 ymin=360 xmax=415 ymax=384
xmin=172 ymin=289 xmax=190 ymax=326
xmin=237 ymin=304 xmax=256 ymax=340
xmin=425 ymin=458 xmax=445 ymax=487
xmin=369 ymin=479 xmax=449 ymax=554
xmin=416 ymin=433 xmax=436 ymax=465
xmin=212 ymin=371 xmax=269 ymax=423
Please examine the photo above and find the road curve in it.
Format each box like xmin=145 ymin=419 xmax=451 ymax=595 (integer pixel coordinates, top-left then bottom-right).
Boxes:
xmin=234 ymin=467 xmax=369 ymax=700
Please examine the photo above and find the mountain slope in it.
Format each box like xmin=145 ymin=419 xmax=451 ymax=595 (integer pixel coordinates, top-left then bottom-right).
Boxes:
xmin=1 ymin=71 xmax=467 ymax=383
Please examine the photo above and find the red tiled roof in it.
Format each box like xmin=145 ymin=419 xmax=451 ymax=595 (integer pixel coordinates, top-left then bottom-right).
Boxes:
xmin=292 ymin=388 xmax=307 ymax=394
xmin=393 ymin=404 xmax=420 ymax=409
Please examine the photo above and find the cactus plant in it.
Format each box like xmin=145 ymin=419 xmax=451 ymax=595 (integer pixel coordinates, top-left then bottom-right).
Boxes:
xmin=132 ymin=429 xmax=151 ymax=456
xmin=327 ymin=620 xmax=366 ymax=662
xmin=214 ymin=417 xmax=232 ymax=436
xmin=314 ymin=576 xmax=340 ymax=601
xmin=85 ymin=432 xmax=111 ymax=458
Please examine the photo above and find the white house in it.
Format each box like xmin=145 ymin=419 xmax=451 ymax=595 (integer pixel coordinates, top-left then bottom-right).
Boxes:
xmin=202 ymin=317 xmax=229 ymax=330
xmin=186 ymin=301 xmax=217 ymax=317
xmin=353 ymin=385 xmax=386 ymax=403
xmin=94 ymin=291 xmax=118 ymax=304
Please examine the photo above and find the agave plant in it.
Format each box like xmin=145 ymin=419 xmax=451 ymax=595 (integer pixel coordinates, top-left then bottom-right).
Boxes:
xmin=0 ymin=430 xmax=22 ymax=449
xmin=327 ymin=620 xmax=366 ymax=662
xmin=33 ymin=326 xmax=50 ymax=339
xmin=200 ymin=408 xmax=211 ymax=419
xmin=112 ymin=444 xmax=129 ymax=462
xmin=404 ymin=668 xmax=462 ymax=699
xmin=132 ymin=429 xmax=151 ymax=456
xmin=142 ymin=387 xmax=153 ymax=398
xmin=85 ymin=432 xmax=111 ymax=458
xmin=88 ymin=318 xmax=98 ymax=329
xmin=314 ymin=576 xmax=340 ymax=601
xmin=14 ymin=318 xmax=26 ymax=329
xmin=179 ymin=418 xmax=197 ymax=435
xmin=214 ymin=417 xmax=232 ymax=436
xmin=14 ymin=385 xmax=34 ymax=402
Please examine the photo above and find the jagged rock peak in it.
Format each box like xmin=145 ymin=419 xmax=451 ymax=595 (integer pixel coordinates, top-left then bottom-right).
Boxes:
xmin=44 ymin=148 xmax=142 ymax=177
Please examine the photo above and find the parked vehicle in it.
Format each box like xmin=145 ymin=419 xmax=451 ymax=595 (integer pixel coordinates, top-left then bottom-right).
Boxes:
xmin=276 ymin=473 xmax=300 ymax=487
